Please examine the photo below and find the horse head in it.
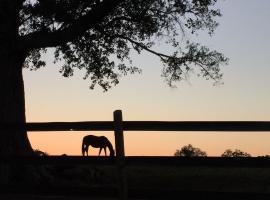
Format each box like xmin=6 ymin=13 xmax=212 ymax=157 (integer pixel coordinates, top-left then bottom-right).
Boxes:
xmin=110 ymin=148 xmax=115 ymax=157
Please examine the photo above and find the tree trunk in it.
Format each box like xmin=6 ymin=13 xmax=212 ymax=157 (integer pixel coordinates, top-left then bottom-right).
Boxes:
xmin=0 ymin=50 xmax=34 ymax=185
xmin=0 ymin=0 xmax=33 ymax=156
xmin=0 ymin=55 xmax=33 ymax=156
xmin=0 ymin=0 xmax=37 ymax=186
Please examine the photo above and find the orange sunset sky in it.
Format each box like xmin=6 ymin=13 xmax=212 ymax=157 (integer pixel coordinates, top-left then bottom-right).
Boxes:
xmin=24 ymin=0 xmax=270 ymax=156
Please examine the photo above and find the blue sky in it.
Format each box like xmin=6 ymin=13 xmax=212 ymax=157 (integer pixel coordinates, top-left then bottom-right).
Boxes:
xmin=24 ymin=0 xmax=270 ymax=156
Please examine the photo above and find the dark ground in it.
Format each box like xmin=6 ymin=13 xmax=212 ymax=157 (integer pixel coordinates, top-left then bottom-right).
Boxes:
xmin=3 ymin=157 xmax=270 ymax=200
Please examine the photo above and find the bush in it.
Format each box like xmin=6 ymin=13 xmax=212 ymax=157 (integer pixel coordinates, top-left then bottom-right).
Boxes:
xmin=174 ymin=144 xmax=207 ymax=157
xmin=221 ymin=149 xmax=251 ymax=157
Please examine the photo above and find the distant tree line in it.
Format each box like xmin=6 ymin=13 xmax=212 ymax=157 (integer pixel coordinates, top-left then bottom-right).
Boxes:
xmin=174 ymin=144 xmax=257 ymax=157
xmin=35 ymin=146 xmax=270 ymax=157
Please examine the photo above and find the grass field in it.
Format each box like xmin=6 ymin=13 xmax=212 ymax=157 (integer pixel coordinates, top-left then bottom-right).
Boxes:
xmin=11 ymin=164 xmax=270 ymax=193
xmin=126 ymin=166 xmax=270 ymax=193
xmin=3 ymin=158 xmax=270 ymax=199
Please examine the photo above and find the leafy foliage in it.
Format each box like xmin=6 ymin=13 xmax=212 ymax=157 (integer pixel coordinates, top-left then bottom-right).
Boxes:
xmin=34 ymin=149 xmax=49 ymax=156
xmin=221 ymin=149 xmax=251 ymax=157
xmin=20 ymin=0 xmax=228 ymax=91
xmin=174 ymin=144 xmax=207 ymax=157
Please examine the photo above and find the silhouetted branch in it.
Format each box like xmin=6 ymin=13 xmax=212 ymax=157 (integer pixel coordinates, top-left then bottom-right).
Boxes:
xmin=21 ymin=0 xmax=125 ymax=50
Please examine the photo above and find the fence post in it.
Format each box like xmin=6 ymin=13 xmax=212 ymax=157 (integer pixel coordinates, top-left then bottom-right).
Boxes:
xmin=113 ymin=110 xmax=127 ymax=200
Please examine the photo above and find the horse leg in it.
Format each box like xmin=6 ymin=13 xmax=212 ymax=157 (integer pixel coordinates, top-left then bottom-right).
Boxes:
xmin=86 ymin=145 xmax=89 ymax=156
xmin=99 ymin=148 xmax=102 ymax=156
xmin=82 ymin=146 xmax=84 ymax=156
xmin=82 ymin=145 xmax=86 ymax=156
xmin=104 ymin=147 xmax=107 ymax=156
xmin=82 ymin=142 xmax=86 ymax=156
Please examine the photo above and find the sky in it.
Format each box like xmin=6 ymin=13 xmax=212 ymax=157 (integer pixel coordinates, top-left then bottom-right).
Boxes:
xmin=24 ymin=0 xmax=270 ymax=156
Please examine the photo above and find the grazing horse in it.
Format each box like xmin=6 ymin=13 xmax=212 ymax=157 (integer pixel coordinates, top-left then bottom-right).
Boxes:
xmin=82 ymin=135 xmax=115 ymax=157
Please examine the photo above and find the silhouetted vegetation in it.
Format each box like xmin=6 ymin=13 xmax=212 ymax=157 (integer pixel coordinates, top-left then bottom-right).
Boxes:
xmin=34 ymin=149 xmax=49 ymax=156
xmin=21 ymin=0 xmax=227 ymax=91
xmin=221 ymin=149 xmax=251 ymax=157
xmin=174 ymin=144 xmax=255 ymax=157
xmin=174 ymin=144 xmax=207 ymax=157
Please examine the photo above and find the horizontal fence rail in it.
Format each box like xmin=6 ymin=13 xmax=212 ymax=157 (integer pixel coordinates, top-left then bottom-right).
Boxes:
xmin=2 ymin=156 xmax=270 ymax=168
xmin=123 ymin=121 xmax=270 ymax=132
xmin=125 ymin=156 xmax=270 ymax=167
xmin=0 ymin=122 xmax=114 ymax=132
xmin=0 ymin=156 xmax=116 ymax=165
xmin=1 ymin=121 xmax=270 ymax=132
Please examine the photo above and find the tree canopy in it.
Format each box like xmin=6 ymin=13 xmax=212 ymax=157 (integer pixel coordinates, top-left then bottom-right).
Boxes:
xmin=174 ymin=144 xmax=207 ymax=157
xmin=21 ymin=0 xmax=228 ymax=91
xmin=221 ymin=149 xmax=251 ymax=157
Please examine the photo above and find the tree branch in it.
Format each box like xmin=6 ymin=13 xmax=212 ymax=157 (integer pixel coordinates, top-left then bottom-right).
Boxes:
xmin=118 ymin=35 xmax=220 ymax=83
xmin=21 ymin=0 xmax=125 ymax=50
xmin=118 ymin=35 xmax=170 ymax=59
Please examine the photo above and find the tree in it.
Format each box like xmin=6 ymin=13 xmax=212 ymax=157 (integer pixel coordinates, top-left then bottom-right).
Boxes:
xmin=0 ymin=0 xmax=227 ymax=155
xmin=174 ymin=144 xmax=207 ymax=157
xmin=221 ymin=149 xmax=251 ymax=157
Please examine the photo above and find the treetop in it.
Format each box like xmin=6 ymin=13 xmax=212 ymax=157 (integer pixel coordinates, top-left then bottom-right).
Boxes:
xmin=18 ymin=0 xmax=228 ymax=90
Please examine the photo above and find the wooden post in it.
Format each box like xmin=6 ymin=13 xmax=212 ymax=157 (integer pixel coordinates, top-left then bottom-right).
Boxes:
xmin=113 ymin=110 xmax=127 ymax=200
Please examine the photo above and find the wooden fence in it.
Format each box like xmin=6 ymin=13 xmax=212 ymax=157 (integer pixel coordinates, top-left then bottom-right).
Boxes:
xmin=2 ymin=110 xmax=270 ymax=200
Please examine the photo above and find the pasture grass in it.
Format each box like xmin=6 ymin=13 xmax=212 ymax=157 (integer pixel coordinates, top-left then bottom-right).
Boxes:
xmin=9 ymin=164 xmax=270 ymax=194
xmin=126 ymin=166 xmax=270 ymax=193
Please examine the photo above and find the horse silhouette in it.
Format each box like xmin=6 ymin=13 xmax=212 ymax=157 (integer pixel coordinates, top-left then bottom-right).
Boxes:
xmin=82 ymin=135 xmax=115 ymax=157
